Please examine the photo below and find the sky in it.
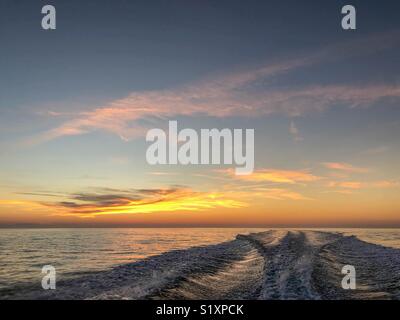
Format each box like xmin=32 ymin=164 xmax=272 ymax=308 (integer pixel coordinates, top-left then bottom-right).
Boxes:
xmin=1 ymin=0 xmax=400 ymax=227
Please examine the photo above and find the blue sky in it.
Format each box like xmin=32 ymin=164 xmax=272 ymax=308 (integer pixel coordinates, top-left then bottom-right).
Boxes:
xmin=1 ymin=0 xmax=400 ymax=226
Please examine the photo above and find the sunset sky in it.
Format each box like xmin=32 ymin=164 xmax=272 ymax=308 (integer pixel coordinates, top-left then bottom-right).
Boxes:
xmin=1 ymin=0 xmax=400 ymax=227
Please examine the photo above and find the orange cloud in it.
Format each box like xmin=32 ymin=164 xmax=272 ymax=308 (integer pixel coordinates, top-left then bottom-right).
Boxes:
xmin=324 ymin=189 xmax=356 ymax=195
xmin=371 ymin=180 xmax=400 ymax=188
xmin=323 ymin=162 xmax=369 ymax=173
xmin=338 ymin=181 xmax=364 ymax=189
xmin=0 ymin=199 xmax=44 ymax=209
xmin=221 ymin=168 xmax=320 ymax=184
xmin=328 ymin=180 xmax=399 ymax=189
xmin=41 ymin=187 xmax=247 ymax=218
xmin=254 ymin=188 xmax=312 ymax=201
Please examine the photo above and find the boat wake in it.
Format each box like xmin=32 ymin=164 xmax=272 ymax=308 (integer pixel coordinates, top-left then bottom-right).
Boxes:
xmin=5 ymin=231 xmax=400 ymax=300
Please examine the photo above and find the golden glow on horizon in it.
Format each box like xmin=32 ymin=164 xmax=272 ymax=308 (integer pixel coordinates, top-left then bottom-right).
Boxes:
xmin=1 ymin=170 xmax=399 ymax=226
xmin=42 ymin=190 xmax=247 ymax=218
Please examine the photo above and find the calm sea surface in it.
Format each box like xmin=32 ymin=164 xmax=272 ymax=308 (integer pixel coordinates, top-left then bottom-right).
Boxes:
xmin=0 ymin=228 xmax=399 ymax=292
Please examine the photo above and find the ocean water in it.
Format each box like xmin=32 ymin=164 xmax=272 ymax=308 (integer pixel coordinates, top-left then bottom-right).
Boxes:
xmin=0 ymin=228 xmax=265 ymax=292
xmin=1 ymin=228 xmax=400 ymax=299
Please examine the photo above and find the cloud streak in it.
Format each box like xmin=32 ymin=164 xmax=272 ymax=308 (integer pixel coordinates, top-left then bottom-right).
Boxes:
xmin=322 ymin=162 xmax=370 ymax=173
xmin=219 ymin=168 xmax=320 ymax=185
xmin=254 ymin=188 xmax=312 ymax=201
xmin=41 ymin=187 xmax=246 ymax=218
xmin=27 ymin=30 xmax=400 ymax=145
xmin=328 ymin=180 xmax=399 ymax=189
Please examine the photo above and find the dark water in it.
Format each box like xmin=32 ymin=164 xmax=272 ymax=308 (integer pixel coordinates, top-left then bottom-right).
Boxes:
xmin=0 ymin=228 xmax=265 ymax=292
xmin=1 ymin=228 xmax=400 ymax=300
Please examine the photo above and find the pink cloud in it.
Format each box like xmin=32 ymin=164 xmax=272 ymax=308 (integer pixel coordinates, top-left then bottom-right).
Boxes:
xmin=322 ymin=162 xmax=370 ymax=173
xmin=328 ymin=180 xmax=399 ymax=189
xmin=28 ymin=30 xmax=400 ymax=144
xmin=219 ymin=168 xmax=320 ymax=185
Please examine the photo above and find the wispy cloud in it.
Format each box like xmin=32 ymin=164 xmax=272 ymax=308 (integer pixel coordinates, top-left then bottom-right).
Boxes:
xmin=0 ymin=199 xmax=46 ymax=211
xmin=219 ymin=168 xmax=320 ymax=185
xmin=40 ymin=187 xmax=246 ymax=218
xmin=322 ymin=162 xmax=370 ymax=173
xmin=254 ymin=188 xmax=312 ymax=201
xmin=27 ymin=31 xmax=400 ymax=145
xmin=328 ymin=180 xmax=399 ymax=189
xmin=372 ymin=180 xmax=400 ymax=188
xmin=147 ymin=171 xmax=179 ymax=176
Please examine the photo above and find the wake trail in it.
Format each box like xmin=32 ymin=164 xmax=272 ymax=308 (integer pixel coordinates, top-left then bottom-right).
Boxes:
xmin=242 ymin=230 xmax=341 ymax=299
xmin=313 ymin=235 xmax=400 ymax=299
xmin=4 ymin=230 xmax=400 ymax=300
xmin=148 ymin=239 xmax=264 ymax=300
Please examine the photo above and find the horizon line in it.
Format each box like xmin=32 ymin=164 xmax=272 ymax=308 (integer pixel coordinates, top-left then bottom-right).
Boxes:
xmin=1 ymin=224 xmax=400 ymax=229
